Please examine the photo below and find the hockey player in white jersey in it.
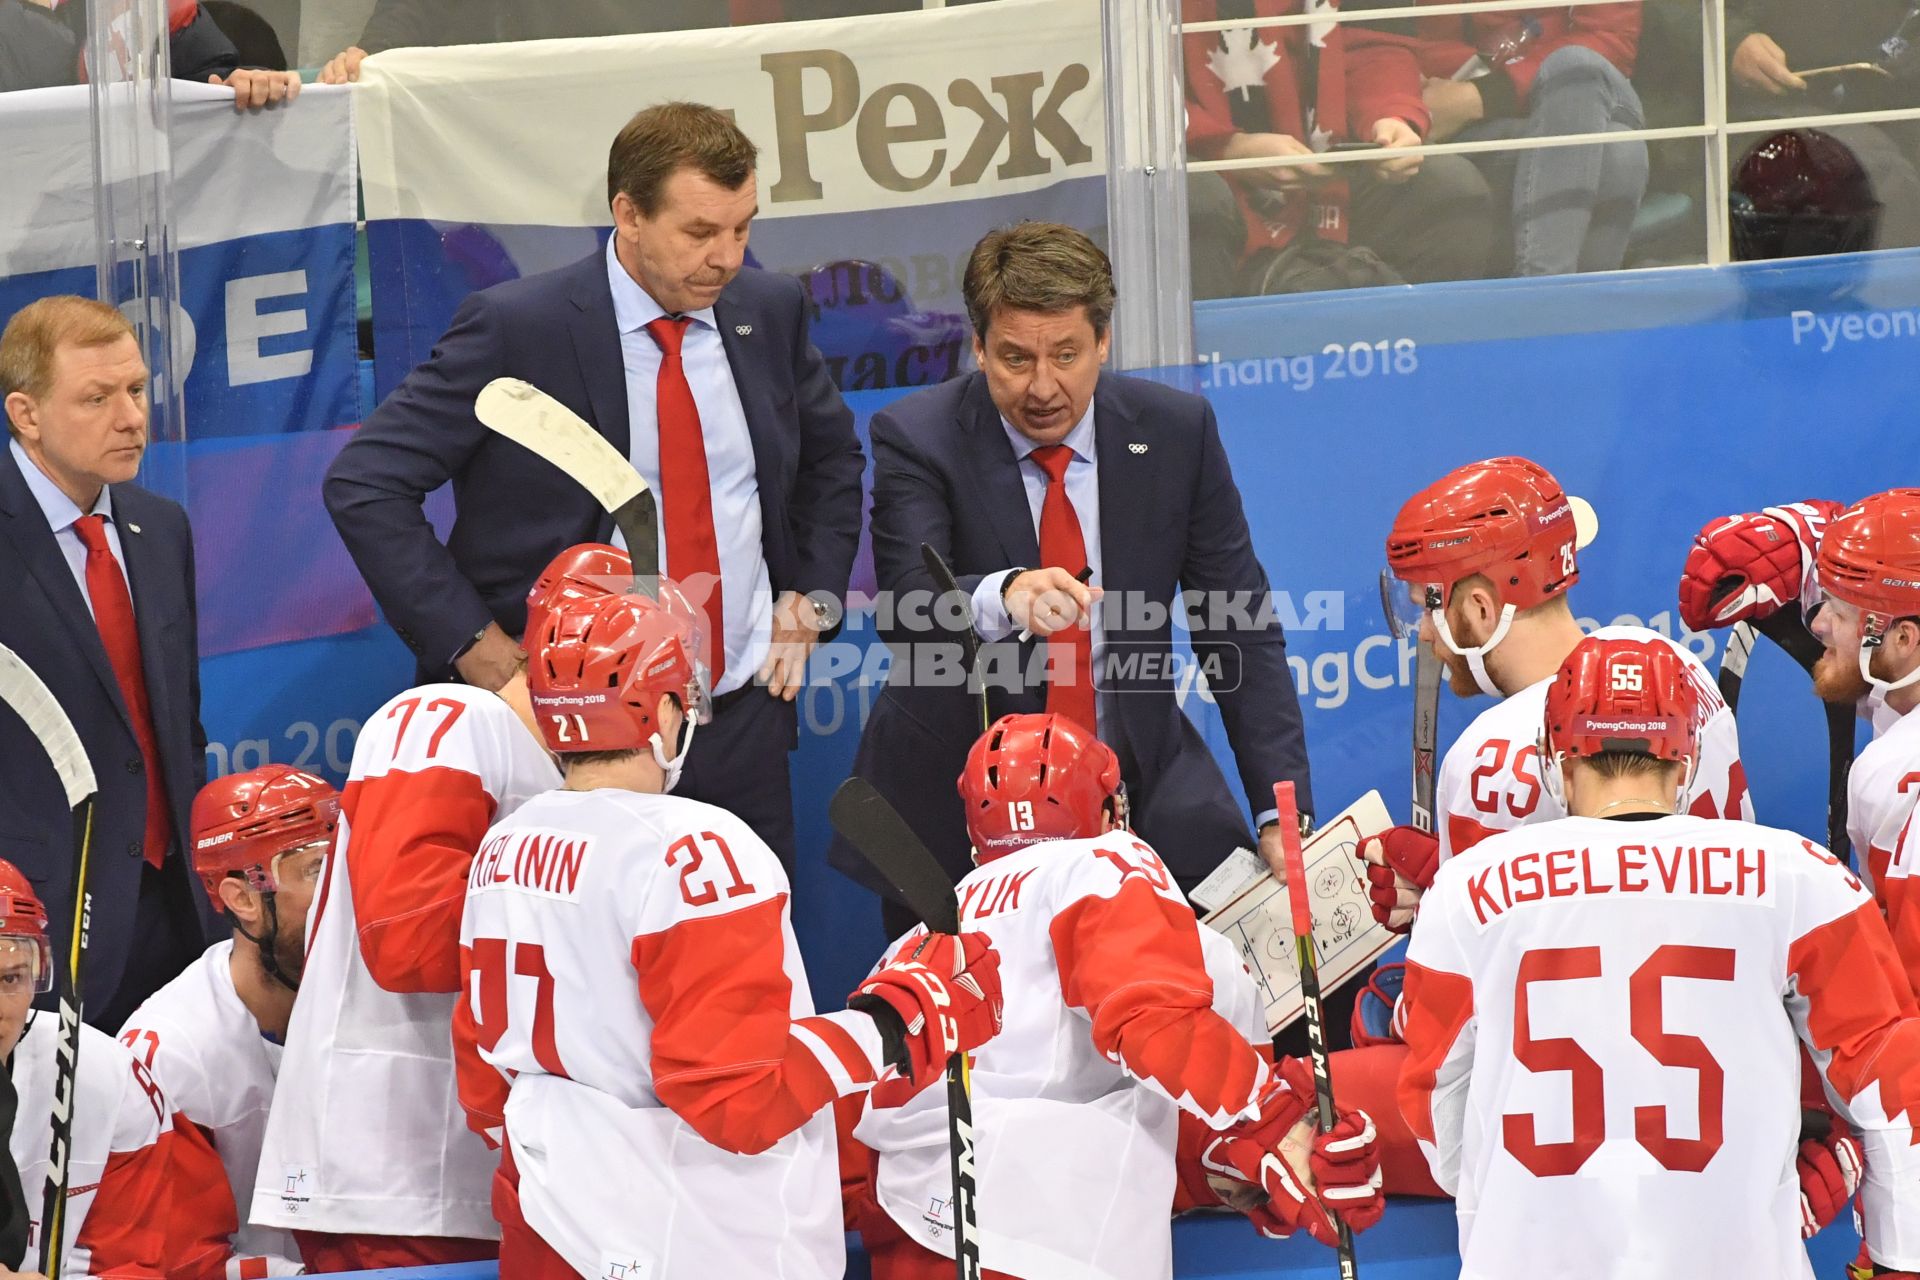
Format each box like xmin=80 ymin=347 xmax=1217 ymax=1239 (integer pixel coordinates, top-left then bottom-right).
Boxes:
xmin=1807 ymin=493 xmax=1920 ymax=990
xmin=454 ymin=584 xmax=1005 ymax=1280
xmin=0 ymin=858 xmax=215 ymax=1277
xmin=1400 ymin=633 xmax=1920 ymax=1279
xmin=852 ymin=713 xmax=1384 ymax=1280
xmin=119 ymin=764 xmax=336 ymax=1279
xmin=1364 ymin=456 xmax=1751 ymax=929
xmin=1680 ymin=492 xmax=1920 ymax=966
xmin=248 ymin=547 xmax=627 ymax=1272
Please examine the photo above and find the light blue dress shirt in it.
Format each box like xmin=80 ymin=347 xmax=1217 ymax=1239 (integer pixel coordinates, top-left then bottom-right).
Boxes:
xmin=10 ymin=436 xmax=129 ymax=621
xmin=606 ymin=239 xmax=771 ymax=696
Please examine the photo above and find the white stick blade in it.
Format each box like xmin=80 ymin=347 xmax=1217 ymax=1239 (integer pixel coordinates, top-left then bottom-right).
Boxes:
xmin=0 ymin=646 xmax=96 ymax=806
xmin=475 ymin=378 xmax=646 ymax=512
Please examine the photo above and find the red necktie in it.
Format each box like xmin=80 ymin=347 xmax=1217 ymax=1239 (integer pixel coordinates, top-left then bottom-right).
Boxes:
xmin=645 ymin=316 xmax=726 ymax=688
xmin=1029 ymin=445 xmax=1097 ymax=736
xmin=74 ymin=515 xmax=170 ymax=868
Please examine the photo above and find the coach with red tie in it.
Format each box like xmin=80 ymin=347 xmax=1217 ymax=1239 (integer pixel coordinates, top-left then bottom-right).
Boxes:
xmin=324 ymin=102 xmax=863 ymax=865
xmin=0 ymin=296 xmax=215 ymax=1028
xmin=834 ymin=222 xmax=1314 ymax=932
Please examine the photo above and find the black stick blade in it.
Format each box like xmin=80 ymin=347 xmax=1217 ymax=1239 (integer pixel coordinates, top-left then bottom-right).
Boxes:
xmin=829 ymin=778 xmax=959 ymax=934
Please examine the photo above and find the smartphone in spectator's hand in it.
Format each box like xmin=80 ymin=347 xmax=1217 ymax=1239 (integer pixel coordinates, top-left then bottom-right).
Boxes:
xmin=1330 ymin=141 xmax=1383 ymax=152
xmin=1795 ymin=62 xmax=1891 ymax=78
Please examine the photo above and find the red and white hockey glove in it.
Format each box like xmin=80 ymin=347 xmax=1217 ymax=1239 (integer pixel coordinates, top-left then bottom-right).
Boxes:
xmin=1198 ymin=1057 xmax=1384 ymax=1245
xmin=1799 ymin=1126 xmax=1863 ymax=1239
xmin=1678 ymin=501 xmax=1841 ymax=632
xmin=851 ymin=931 xmax=1003 ymax=1091
xmin=1355 ymin=826 xmax=1438 ymax=932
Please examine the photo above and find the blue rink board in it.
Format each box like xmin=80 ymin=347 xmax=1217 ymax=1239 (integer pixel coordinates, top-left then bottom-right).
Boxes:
xmin=325 ymin=1199 xmax=1864 ymax=1278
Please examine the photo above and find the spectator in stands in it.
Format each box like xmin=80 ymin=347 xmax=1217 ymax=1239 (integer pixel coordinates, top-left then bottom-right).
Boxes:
xmin=1727 ymin=0 xmax=1920 ymax=249
xmin=0 ymin=0 xmax=300 ymax=109
xmin=1184 ymin=0 xmax=1493 ymax=296
xmin=1409 ymin=3 xmax=1649 ymax=277
xmin=314 ymin=0 xmax=986 ymax=83
xmin=0 ymin=297 xmax=216 ymax=1030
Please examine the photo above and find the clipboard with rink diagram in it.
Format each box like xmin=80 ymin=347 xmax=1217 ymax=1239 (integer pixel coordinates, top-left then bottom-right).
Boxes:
xmin=1201 ymin=791 xmax=1397 ymax=1033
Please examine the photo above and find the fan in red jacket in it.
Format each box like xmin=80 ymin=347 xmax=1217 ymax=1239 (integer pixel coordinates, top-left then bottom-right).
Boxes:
xmin=1406 ymin=1 xmax=1649 ymax=276
xmin=1183 ymin=0 xmax=1492 ymax=296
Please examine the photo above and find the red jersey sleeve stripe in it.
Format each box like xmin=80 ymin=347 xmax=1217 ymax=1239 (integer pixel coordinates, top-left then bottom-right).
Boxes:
xmin=342 ymin=766 xmax=499 ymax=994
xmin=1051 ymin=875 xmax=1267 ymax=1127
xmin=1397 ymin=959 xmax=1475 ymax=1145
xmin=637 ymin=896 xmax=868 ymax=1156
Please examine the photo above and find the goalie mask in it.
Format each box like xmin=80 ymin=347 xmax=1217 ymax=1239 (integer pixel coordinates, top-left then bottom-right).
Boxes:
xmin=528 ymin=587 xmax=710 ymax=790
xmin=1384 ymin=457 xmax=1599 ymax=697
xmin=1540 ymin=636 xmax=1700 ymax=811
xmin=191 ymin=765 xmax=339 ymax=991
xmin=958 ymin=713 xmax=1125 ymax=863
xmin=0 ymin=860 xmax=50 ymax=996
xmin=1816 ymin=489 xmax=1920 ymax=695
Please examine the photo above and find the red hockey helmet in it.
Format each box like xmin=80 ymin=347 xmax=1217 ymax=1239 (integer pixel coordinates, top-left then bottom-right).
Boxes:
xmin=0 ymin=859 xmax=53 ymax=995
xmin=1817 ymin=490 xmax=1920 ymax=624
xmin=1385 ymin=457 xmax=1597 ymax=614
xmin=524 ymin=543 xmax=631 ymax=644
xmin=527 ymin=587 xmax=709 ymax=756
xmin=190 ymin=765 xmax=339 ymax=908
xmin=1543 ymin=636 xmax=1700 ymax=778
xmin=957 ymin=713 xmax=1123 ymax=861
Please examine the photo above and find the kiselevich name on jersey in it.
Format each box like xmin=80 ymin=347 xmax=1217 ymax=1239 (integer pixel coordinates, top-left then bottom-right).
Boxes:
xmin=469 ymin=828 xmax=592 ymax=902
xmin=1463 ymin=842 xmax=1768 ymax=928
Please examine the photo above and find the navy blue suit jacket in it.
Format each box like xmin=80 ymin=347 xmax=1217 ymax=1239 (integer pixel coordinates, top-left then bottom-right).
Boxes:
xmin=832 ymin=370 xmax=1313 ymax=895
xmin=324 ymin=251 xmax=865 ymax=675
xmin=0 ymin=447 xmax=213 ymax=1014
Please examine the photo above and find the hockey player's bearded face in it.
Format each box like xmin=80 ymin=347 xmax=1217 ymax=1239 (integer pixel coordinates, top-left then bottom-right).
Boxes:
xmin=1812 ymin=599 xmax=1875 ymax=704
xmin=1421 ymin=580 xmax=1503 ymax=698
xmin=975 ymin=305 xmax=1110 ymax=446
xmin=265 ymin=843 xmax=328 ymax=983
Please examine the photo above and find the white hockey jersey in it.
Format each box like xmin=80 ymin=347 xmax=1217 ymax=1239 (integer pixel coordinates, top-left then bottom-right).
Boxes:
xmin=854 ymin=834 xmax=1272 ymax=1280
xmin=1435 ymin=626 xmax=1750 ymax=864
xmin=119 ymin=941 xmax=300 ymax=1279
xmin=455 ymin=788 xmax=891 ymax=1280
xmin=1401 ymin=812 xmax=1920 ymax=1278
xmin=252 ymin=684 xmax=559 ymax=1239
xmin=11 ymin=1016 xmax=195 ymax=1277
xmin=1859 ymin=710 xmax=1920 ymax=994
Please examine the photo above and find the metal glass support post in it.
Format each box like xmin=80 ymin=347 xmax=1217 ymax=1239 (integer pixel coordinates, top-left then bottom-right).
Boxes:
xmin=1102 ymin=0 xmax=1195 ymax=371
xmin=88 ymin=0 xmax=190 ymax=502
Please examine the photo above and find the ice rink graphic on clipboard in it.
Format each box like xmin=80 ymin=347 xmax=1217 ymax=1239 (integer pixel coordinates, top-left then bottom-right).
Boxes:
xmin=1201 ymin=791 xmax=1396 ymax=1033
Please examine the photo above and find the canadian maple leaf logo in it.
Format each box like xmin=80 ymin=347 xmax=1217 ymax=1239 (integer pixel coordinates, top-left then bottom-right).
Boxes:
xmin=1205 ymin=27 xmax=1283 ymax=99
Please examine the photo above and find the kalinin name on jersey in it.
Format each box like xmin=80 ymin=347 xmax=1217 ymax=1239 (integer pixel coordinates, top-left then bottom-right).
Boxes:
xmin=1466 ymin=842 xmax=1768 ymax=925
xmin=468 ymin=828 xmax=590 ymax=901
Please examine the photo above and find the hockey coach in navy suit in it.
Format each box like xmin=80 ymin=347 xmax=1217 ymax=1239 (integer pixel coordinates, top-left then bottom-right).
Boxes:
xmin=0 ymin=296 xmax=215 ymax=1029
xmin=833 ymin=222 xmax=1314 ymax=934
xmin=324 ymin=103 xmax=863 ymax=867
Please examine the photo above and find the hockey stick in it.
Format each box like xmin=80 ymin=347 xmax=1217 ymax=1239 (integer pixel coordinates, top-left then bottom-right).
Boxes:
xmin=1379 ymin=575 xmax=1441 ymax=838
xmin=1273 ymin=780 xmax=1358 ymax=1280
xmin=473 ymin=378 xmax=660 ymax=590
xmin=827 ymin=777 xmax=981 ymax=1280
xmin=1717 ymin=610 xmax=1854 ymax=856
xmin=0 ymin=646 xmax=97 ymax=1280
xmin=920 ymin=544 xmax=988 ymax=736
